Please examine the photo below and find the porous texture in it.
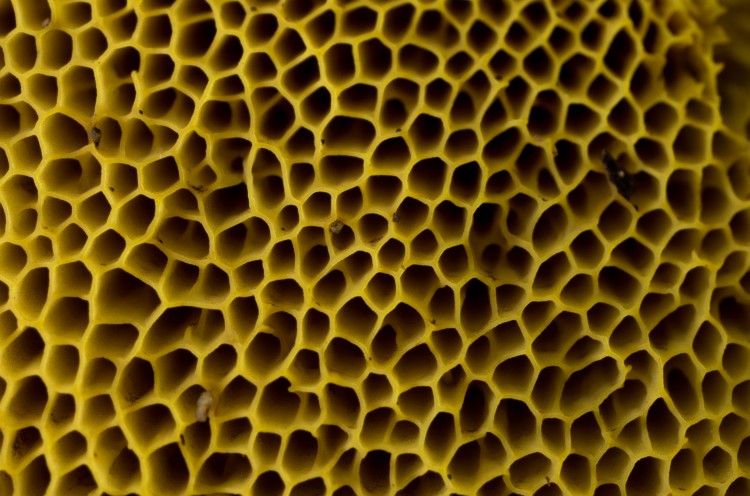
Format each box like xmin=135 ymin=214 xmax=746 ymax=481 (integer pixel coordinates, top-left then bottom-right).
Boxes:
xmin=1 ymin=0 xmax=750 ymax=495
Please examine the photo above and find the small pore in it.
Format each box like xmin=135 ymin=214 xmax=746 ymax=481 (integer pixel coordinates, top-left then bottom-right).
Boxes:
xmin=195 ymin=390 xmax=213 ymax=422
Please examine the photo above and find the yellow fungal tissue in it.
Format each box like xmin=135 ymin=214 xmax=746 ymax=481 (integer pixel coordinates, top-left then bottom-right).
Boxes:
xmin=1 ymin=0 xmax=750 ymax=495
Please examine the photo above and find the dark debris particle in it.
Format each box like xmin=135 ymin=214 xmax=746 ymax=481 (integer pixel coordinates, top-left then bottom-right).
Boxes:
xmin=329 ymin=219 xmax=344 ymax=234
xmin=602 ymin=150 xmax=635 ymax=201
xmin=392 ymin=212 xmax=400 ymax=223
xmin=89 ymin=127 xmax=101 ymax=146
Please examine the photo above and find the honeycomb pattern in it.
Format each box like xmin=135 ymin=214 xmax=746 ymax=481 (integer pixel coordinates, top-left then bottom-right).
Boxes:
xmin=0 ymin=0 xmax=749 ymax=495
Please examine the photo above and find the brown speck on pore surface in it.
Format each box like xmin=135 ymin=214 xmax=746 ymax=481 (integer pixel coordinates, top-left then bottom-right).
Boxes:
xmin=392 ymin=212 xmax=400 ymax=223
xmin=329 ymin=219 xmax=344 ymax=234
xmin=89 ymin=127 xmax=101 ymax=146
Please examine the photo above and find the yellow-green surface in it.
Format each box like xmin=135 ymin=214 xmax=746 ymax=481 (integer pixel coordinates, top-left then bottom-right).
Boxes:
xmin=1 ymin=0 xmax=750 ymax=494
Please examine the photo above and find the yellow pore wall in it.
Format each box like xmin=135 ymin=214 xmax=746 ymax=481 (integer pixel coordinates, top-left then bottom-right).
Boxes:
xmin=1 ymin=0 xmax=750 ymax=495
